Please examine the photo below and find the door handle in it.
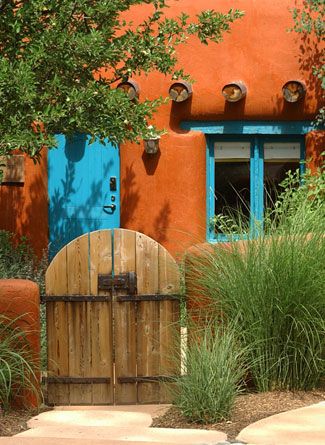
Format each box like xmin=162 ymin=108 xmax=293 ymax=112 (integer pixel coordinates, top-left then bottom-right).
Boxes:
xmin=103 ymin=204 xmax=116 ymax=212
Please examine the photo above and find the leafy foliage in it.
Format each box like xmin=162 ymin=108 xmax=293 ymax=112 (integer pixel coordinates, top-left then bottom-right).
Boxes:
xmin=186 ymin=166 xmax=325 ymax=393
xmin=0 ymin=231 xmax=47 ymax=369
xmin=0 ymin=314 xmax=39 ymax=411
xmin=0 ymin=0 xmax=244 ymax=165
xmin=0 ymin=231 xmax=46 ymax=293
xmin=292 ymin=0 xmax=325 ymax=125
xmin=173 ymin=322 xmax=248 ymax=423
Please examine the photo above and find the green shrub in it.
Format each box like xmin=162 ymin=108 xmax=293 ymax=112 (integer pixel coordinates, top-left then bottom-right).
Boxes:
xmin=0 ymin=315 xmax=39 ymax=411
xmin=0 ymin=231 xmax=46 ymax=292
xmin=173 ymin=322 xmax=248 ymax=423
xmin=187 ymin=166 xmax=325 ymax=392
xmin=0 ymin=230 xmax=47 ymax=369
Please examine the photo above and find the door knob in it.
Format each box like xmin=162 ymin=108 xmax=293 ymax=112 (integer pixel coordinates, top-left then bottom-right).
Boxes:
xmin=103 ymin=204 xmax=116 ymax=211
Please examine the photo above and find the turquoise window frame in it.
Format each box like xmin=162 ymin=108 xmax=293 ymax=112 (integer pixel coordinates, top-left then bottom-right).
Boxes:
xmin=180 ymin=121 xmax=313 ymax=242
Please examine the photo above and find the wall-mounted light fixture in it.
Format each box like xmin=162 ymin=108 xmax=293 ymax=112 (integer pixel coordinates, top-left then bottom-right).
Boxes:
xmin=169 ymin=81 xmax=192 ymax=102
xmin=117 ymin=79 xmax=140 ymax=100
xmin=282 ymin=80 xmax=306 ymax=103
xmin=222 ymin=81 xmax=247 ymax=102
xmin=143 ymin=125 xmax=161 ymax=154
xmin=143 ymin=138 xmax=160 ymax=154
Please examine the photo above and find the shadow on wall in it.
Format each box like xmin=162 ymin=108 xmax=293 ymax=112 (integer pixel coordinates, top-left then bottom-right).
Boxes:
xmin=0 ymin=156 xmax=48 ymax=259
xmin=120 ymin=162 xmax=140 ymax=228
xmin=272 ymin=25 xmax=323 ymax=119
xmin=49 ymin=160 xmax=111 ymax=257
xmin=150 ymin=200 xmax=171 ymax=244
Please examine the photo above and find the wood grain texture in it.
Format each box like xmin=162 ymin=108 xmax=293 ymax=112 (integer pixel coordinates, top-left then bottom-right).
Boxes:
xmin=0 ymin=155 xmax=25 ymax=183
xmin=45 ymin=229 xmax=180 ymax=405
xmin=45 ymin=246 xmax=70 ymax=404
xmin=89 ymin=230 xmax=114 ymax=404
xmin=158 ymin=245 xmax=181 ymax=403
xmin=136 ymin=232 xmax=160 ymax=403
xmin=113 ymin=229 xmax=137 ymax=404
xmin=66 ymin=234 xmax=92 ymax=404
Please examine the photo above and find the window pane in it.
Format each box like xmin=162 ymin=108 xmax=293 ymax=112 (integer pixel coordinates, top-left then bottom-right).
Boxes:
xmin=215 ymin=142 xmax=250 ymax=160
xmin=264 ymin=142 xmax=300 ymax=160
xmin=264 ymin=143 xmax=300 ymax=209
xmin=214 ymin=161 xmax=250 ymax=233
xmin=264 ymin=161 xmax=300 ymax=208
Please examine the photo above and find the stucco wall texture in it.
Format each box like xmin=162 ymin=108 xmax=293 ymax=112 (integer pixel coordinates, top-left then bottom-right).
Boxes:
xmin=0 ymin=0 xmax=323 ymax=258
xmin=0 ymin=279 xmax=41 ymax=407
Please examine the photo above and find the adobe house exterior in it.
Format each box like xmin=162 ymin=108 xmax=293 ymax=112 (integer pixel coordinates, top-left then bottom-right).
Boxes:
xmin=0 ymin=0 xmax=324 ymax=259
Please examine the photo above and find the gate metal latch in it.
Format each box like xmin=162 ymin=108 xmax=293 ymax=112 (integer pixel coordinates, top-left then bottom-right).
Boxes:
xmin=98 ymin=272 xmax=137 ymax=295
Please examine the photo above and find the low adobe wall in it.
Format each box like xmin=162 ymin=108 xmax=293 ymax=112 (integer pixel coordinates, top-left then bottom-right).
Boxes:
xmin=0 ymin=279 xmax=41 ymax=408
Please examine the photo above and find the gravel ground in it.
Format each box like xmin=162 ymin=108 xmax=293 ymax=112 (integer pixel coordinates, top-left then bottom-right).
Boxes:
xmin=151 ymin=390 xmax=325 ymax=440
xmin=1 ymin=390 xmax=324 ymax=439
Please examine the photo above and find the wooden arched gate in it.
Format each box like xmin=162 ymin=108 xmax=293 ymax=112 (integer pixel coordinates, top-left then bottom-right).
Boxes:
xmin=43 ymin=229 xmax=180 ymax=405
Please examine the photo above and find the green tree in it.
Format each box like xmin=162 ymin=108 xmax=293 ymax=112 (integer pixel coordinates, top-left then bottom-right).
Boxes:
xmin=292 ymin=0 xmax=325 ymax=125
xmin=0 ymin=0 xmax=243 ymax=174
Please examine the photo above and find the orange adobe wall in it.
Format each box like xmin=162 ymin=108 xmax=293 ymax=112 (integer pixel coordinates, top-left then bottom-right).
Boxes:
xmin=118 ymin=0 xmax=324 ymax=257
xmin=0 ymin=153 xmax=48 ymax=259
xmin=0 ymin=279 xmax=41 ymax=408
xmin=0 ymin=0 xmax=324 ymax=258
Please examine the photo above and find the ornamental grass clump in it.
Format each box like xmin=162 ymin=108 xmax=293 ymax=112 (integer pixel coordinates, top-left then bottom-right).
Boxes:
xmin=173 ymin=322 xmax=248 ymax=423
xmin=0 ymin=315 xmax=39 ymax=411
xmin=186 ymin=166 xmax=325 ymax=392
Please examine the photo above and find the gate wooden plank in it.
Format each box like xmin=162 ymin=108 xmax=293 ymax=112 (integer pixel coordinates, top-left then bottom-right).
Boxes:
xmin=45 ymin=247 xmax=70 ymax=404
xmin=114 ymin=229 xmax=137 ymax=404
xmin=67 ymin=234 xmax=92 ymax=404
xmin=89 ymin=230 xmax=113 ymax=404
xmin=136 ymin=232 xmax=160 ymax=403
xmin=158 ymin=245 xmax=181 ymax=403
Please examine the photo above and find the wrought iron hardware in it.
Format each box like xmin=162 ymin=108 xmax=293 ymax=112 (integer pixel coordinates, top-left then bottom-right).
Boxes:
xmin=116 ymin=294 xmax=179 ymax=302
xmin=41 ymin=295 xmax=112 ymax=303
xmin=41 ymin=292 xmax=178 ymax=303
xmin=98 ymin=272 xmax=137 ymax=294
xmin=118 ymin=376 xmax=177 ymax=383
xmin=43 ymin=377 xmax=110 ymax=384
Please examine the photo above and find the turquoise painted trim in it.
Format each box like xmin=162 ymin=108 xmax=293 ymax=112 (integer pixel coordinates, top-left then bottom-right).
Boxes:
xmin=207 ymin=132 xmax=306 ymax=243
xmin=181 ymin=121 xmax=314 ymax=135
xmin=300 ymin=140 xmax=306 ymax=176
xmin=206 ymin=138 xmax=212 ymax=240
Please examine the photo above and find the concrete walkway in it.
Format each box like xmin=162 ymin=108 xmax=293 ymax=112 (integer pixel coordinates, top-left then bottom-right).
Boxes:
xmin=237 ymin=401 xmax=325 ymax=445
xmin=0 ymin=405 xmax=227 ymax=445
xmin=0 ymin=402 xmax=324 ymax=445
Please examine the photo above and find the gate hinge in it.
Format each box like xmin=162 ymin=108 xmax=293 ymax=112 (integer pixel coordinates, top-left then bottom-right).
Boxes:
xmin=98 ymin=272 xmax=137 ymax=295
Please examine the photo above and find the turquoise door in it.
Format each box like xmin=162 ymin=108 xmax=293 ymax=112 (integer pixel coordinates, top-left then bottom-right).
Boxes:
xmin=48 ymin=134 xmax=120 ymax=257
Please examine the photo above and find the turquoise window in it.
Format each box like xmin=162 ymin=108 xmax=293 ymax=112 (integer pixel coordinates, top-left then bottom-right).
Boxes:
xmin=207 ymin=135 xmax=305 ymax=241
xmin=180 ymin=121 xmax=313 ymax=243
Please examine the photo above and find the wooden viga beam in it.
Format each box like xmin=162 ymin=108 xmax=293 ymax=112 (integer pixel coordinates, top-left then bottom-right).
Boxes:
xmin=282 ymin=80 xmax=306 ymax=103
xmin=169 ymin=81 xmax=193 ymax=103
xmin=117 ymin=79 xmax=140 ymax=100
xmin=222 ymin=81 xmax=247 ymax=102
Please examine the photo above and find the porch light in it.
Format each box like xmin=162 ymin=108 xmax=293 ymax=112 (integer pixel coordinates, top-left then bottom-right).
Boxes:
xmin=169 ymin=81 xmax=192 ymax=102
xmin=143 ymin=138 xmax=160 ymax=154
xmin=143 ymin=125 xmax=161 ymax=154
xmin=117 ymin=79 xmax=140 ymax=100
xmin=282 ymin=81 xmax=306 ymax=102
xmin=222 ymin=81 xmax=247 ymax=102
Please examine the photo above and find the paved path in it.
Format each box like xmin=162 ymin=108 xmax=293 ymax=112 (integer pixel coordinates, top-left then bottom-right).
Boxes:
xmin=0 ymin=405 xmax=227 ymax=445
xmin=0 ymin=402 xmax=325 ymax=445
xmin=237 ymin=401 xmax=325 ymax=445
